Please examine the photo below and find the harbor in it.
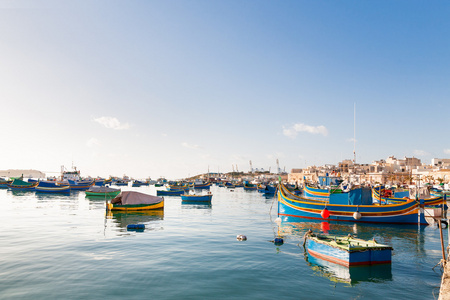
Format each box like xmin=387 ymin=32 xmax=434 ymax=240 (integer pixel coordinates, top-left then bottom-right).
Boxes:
xmin=0 ymin=178 xmax=447 ymax=299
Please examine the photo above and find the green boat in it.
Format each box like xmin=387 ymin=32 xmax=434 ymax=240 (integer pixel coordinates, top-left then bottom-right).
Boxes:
xmin=86 ymin=186 xmax=121 ymax=198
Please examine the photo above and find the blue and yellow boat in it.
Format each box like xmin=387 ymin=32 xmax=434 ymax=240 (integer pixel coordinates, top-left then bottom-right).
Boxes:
xmin=303 ymin=184 xmax=344 ymax=199
xmin=156 ymin=189 xmax=184 ymax=196
xmin=372 ymin=186 xmax=444 ymax=207
xmin=181 ymin=193 xmax=212 ymax=202
xmin=35 ymin=181 xmax=70 ymax=193
xmin=278 ymin=184 xmax=427 ymax=225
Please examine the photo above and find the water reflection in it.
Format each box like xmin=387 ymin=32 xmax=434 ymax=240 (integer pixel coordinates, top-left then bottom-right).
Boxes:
xmin=181 ymin=202 xmax=212 ymax=210
xmin=304 ymin=251 xmax=392 ymax=285
xmin=106 ymin=210 xmax=164 ymax=231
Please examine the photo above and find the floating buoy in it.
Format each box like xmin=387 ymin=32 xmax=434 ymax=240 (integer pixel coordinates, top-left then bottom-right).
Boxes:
xmin=127 ymin=224 xmax=145 ymax=230
xmin=237 ymin=234 xmax=247 ymax=241
xmin=274 ymin=237 xmax=284 ymax=246
xmin=321 ymin=208 xmax=330 ymax=219
xmin=353 ymin=211 xmax=361 ymax=220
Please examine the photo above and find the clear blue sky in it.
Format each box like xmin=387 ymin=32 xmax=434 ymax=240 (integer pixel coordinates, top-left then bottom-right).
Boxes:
xmin=1 ymin=1 xmax=449 ymax=179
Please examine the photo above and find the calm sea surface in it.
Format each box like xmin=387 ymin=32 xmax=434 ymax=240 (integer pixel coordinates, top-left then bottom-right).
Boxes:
xmin=0 ymin=185 xmax=445 ymax=299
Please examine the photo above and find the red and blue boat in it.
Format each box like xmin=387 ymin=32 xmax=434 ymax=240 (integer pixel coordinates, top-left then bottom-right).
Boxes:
xmin=278 ymin=184 xmax=427 ymax=225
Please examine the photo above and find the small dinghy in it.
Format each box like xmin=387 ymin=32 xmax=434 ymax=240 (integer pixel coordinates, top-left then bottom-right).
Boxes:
xmin=304 ymin=230 xmax=392 ymax=267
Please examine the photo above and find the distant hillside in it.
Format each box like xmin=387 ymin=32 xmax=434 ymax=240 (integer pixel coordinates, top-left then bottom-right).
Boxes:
xmin=0 ymin=169 xmax=46 ymax=179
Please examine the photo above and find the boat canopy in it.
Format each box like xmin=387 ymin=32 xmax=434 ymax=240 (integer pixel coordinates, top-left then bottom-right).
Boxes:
xmin=111 ymin=191 xmax=162 ymax=205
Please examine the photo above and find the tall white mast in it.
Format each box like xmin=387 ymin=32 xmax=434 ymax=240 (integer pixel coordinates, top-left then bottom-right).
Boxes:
xmin=353 ymin=103 xmax=356 ymax=164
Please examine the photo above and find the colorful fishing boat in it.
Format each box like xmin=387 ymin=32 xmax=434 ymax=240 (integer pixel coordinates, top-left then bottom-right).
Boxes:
xmin=181 ymin=192 xmax=212 ymax=202
xmin=66 ymin=179 xmax=94 ymax=190
xmin=278 ymin=184 xmax=427 ymax=225
xmin=35 ymin=181 xmax=70 ymax=193
xmin=304 ymin=231 xmax=392 ymax=267
xmin=156 ymin=189 xmax=184 ymax=196
xmin=7 ymin=179 xmax=38 ymax=190
xmin=303 ymin=184 xmax=344 ymax=199
xmin=243 ymin=183 xmax=257 ymax=191
xmin=86 ymin=186 xmax=121 ymax=198
xmin=132 ymin=180 xmax=147 ymax=187
xmin=0 ymin=178 xmax=11 ymax=188
xmin=106 ymin=191 xmax=164 ymax=211
xmin=193 ymin=182 xmax=212 ymax=190
xmin=372 ymin=186 xmax=444 ymax=207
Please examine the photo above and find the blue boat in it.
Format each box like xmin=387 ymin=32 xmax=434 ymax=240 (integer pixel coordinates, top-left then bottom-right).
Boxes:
xmin=156 ymin=190 xmax=184 ymax=196
xmin=35 ymin=181 xmax=70 ymax=193
xmin=64 ymin=180 xmax=94 ymax=190
xmin=278 ymin=184 xmax=428 ymax=225
xmin=193 ymin=182 xmax=211 ymax=190
xmin=181 ymin=193 xmax=212 ymax=202
xmin=304 ymin=231 xmax=392 ymax=267
xmin=243 ymin=183 xmax=257 ymax=191
xmin=303 ymin=184 xmax=345 ymax=199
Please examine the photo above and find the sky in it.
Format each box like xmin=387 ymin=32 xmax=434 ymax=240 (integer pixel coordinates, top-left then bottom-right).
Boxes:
xmin=1 ymin=1 xmax=449 ymax=179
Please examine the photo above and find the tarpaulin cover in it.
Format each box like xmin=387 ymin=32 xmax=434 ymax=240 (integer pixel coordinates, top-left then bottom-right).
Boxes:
xmin=111 ymin=191 xmax=163 ymax=205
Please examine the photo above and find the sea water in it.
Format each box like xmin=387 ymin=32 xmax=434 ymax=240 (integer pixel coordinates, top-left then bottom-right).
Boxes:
xmin=0 ymin=185 xmax=444 ymax=299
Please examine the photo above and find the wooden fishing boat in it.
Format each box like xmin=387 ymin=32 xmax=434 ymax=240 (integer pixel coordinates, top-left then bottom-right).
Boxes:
xmin=7 ymin=179 xmax=38 ymax=190
xmin=35 ymin=181 xmax=70 ymax=193
xmin=0 ymin=178 xmax=11 ymax=188
xmin=278 ymin=184 xmax=427 ymax=225
xmin=193 ymin=182 xmax=212 ymax=190
xmin=243 ymin=183 xmax=257 ymax=191
xmin=303 ymin=184 xmax=344 ymax=199
xmin=65 ymin=180 xmax=94 ymax=190
xmin=107 ymin=191 xmax=164 ymax=211
xmin=304 ymin=231 xmax=392 ymax=267
xmin=372 ymin=186 xmax=444 ymax=207
xmin=156 ymin=189 xmax=184 ymax=196
xmin=181 ymin=192 xmax=212 ymax=202
xmin=168 ymin=184 xmax=190 ymax=191
xmin=86 ymin=186 xmax=121 ymax=197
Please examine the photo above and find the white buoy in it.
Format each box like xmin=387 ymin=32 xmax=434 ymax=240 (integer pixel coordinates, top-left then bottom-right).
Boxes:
xmin=353 ymin=211 xmax=361 ymax=220
xmin=236 ymin=234 xmax=247 ymax=241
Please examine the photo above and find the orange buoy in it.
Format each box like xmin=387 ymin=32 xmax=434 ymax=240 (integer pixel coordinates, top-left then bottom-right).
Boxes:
xmin=321 ymin=208 xmax=330 ymax=219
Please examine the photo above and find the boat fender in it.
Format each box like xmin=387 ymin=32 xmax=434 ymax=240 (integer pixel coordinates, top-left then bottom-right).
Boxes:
xmin=237 ymin=234 xmax=247 ymax=241
xmin=321 ymin=208 xmax=330 ymax=219
xmin=353 ymin=211 xmax=361 ymax=220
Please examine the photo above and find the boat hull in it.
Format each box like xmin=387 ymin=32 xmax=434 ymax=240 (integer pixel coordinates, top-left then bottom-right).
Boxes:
xmin=36 ymin=186 xmax=70 ymax=193
xmin=278 ymin=185 xmax=427 ymax=225
xmin=157 ymin=190 xmax=184 ymax=196
xmin=107 ymin=200 xmax=164 ymax=211
xmin=181 ymin=194 xmax=212 ymax=202
xmin=306 ymin=237 xmax=392 ymax=267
